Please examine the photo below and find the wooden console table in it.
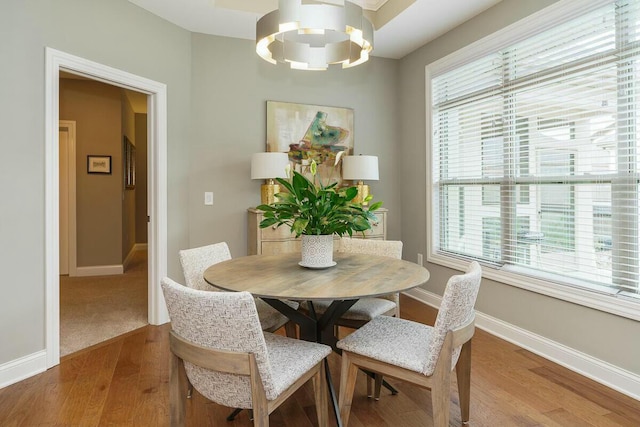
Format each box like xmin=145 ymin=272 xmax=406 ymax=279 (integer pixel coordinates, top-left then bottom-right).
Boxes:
xmin=247 ymin=207 xmax=387 ymax=255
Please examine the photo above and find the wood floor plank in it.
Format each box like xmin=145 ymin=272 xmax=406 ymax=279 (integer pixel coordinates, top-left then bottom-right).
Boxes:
xmin=97 ymin=329 xmax=147 ymax=425
xmin=54 ymin=347 xmax=110 ymax=425
xmin=543 ymin=407 xmax=598 ymax=427
xmin=17 ymin=354 xmax=89 ymax=426
xmin=274 ymin=390 xmax=316 ymax=427
xmin=131 ymin=325 xmax=170 ymax=426
xmin=78 ymin=339 xmax=125 ymax=425
xmin=531 ymin=365 xmax=640 ymax=425
xmin=0 ymin=371 xmax=43 ymax=426
xmin=0 ymin=375 xmax=43 ymax=427
xmin=1 ymin=295 xmax=639 ymax=426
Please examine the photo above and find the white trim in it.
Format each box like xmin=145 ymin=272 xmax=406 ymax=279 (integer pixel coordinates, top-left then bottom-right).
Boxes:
xmin=123 ymin=245 xmax=137 ymax=270
xmin=428 ymin=0 xmax=612 ymax=76
xmin=134 ymin=243 xmax=149 ymax=251
xmin=75 ymin=265 xmax=124 ymax=277
xmin=146 ymin=83 xmax=169 ymax=325
xmin=45 ymin=48 xmax=60 ymax=370
xmin=59 ymin=120 xmax=77 ymax=276
xmin=404 ymin=288 xmax=640 ymax=401
xmin=424 ymin=0 xmax=640 ymax=321
xmin=0 ymin=351 xmax=47 ymax=389
xmin=428 ymin=252 xmax=640 ymax=321
xmin=123 ymin=243 xmax=149 ymax=270
xmin=45 ymin=47 xmax=169 ymax=370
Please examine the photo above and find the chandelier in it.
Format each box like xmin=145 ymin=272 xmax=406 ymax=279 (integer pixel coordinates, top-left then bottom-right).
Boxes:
xmin=256 ymin=0 xmax=374 ymax=70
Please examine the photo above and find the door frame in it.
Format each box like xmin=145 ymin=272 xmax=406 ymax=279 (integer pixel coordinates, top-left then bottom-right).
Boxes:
xmin=45 ymin=48 xmax=169 ymax=368
xmin=58 ymin=120 xmax=77 ymax=276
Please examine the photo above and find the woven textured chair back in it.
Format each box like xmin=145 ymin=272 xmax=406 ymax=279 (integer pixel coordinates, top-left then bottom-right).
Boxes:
xmin=423 ymin=261 xmax=481 ymax=376
xmin=179 ymin=242 xmax=231 ymax=291
xmin=161 ymin=278 xmax=276 ymax=408
xmin=339 ymin=238 xmax=402 ymax=259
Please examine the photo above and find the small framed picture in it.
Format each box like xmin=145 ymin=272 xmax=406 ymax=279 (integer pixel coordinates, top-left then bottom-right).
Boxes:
xmin=87 ymin=155 xmax=112 ymax=174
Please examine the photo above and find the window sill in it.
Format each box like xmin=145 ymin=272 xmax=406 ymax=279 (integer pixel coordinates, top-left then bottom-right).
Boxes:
xmin=427 ymin=251 xmax=640 ymax=321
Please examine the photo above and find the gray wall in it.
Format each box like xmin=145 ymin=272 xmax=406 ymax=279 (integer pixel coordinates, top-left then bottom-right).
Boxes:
xmin=187 ymin=34 xmax=400 ymax=258
xmin=0 ymin=0 xmax=191 ymax=364
xmin=398 ymin=0 xmax=640 ymax=374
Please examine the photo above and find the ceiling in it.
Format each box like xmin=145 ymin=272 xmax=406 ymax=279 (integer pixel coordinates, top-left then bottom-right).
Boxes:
xmin=128 ymin=0 xmax=502 ymax=60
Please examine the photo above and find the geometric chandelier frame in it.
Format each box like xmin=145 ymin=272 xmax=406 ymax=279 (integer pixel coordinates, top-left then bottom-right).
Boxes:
xmin=256 ymin=0 xmax=374 ymax=70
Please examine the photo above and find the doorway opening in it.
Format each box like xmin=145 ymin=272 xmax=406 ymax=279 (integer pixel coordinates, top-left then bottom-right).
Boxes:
xmin=45 ymin=48 xmax=169 ymax=368
xmin=58 ymin=82 xmax=150 ymax=356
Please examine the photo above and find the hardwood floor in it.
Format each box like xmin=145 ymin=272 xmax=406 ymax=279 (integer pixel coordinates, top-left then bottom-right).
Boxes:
xmin=1 ymin=295 xmax=638 ymax=426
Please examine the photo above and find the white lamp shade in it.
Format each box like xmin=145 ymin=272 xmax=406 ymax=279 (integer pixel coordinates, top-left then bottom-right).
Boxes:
xmin=251 ymin=152 xmax=290 ymax=179
xmin=342 ymin=155 xmax=379 ymax=181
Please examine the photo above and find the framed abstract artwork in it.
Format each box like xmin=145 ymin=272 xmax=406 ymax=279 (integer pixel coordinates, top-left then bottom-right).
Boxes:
xmin=266 ymin=101 xmax=354 ymax=185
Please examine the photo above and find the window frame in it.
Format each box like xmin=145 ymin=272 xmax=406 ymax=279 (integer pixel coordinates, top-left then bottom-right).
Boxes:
xmin=425 ymin=0 xmax=640 ymax=321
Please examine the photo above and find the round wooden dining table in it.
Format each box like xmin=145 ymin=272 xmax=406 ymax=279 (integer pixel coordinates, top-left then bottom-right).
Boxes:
xmin=204 ymin=251 xmax=430 ymax=427
xmin=204 ymin=251 xmax=429 ymax=301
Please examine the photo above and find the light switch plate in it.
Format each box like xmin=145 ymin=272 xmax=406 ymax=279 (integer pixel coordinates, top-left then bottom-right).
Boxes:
xmin=204 ymin=192 xmax=213 ymax=205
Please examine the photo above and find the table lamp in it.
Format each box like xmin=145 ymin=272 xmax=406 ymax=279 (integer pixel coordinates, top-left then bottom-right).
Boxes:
xmin=251 ymin=152 xmax=290 ymax=205
xmin=342 ymin=155 xmax=379 ymax=205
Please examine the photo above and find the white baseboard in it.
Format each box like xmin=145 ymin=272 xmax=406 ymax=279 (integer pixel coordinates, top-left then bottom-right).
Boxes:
xmin=123 ymin=247 xmax=136 ymax=271
xmin=124 ymin=244 xmax=148 ymax=270
xmin=0 ymin=351 xmax=47 ymax=389
xmin=404 ymin=288 xmax=640 ymax=401
xmin=134 ymin=243 xmax=148 ymax=251
xmin=80 ymin=245 xmax=146 ymax=275
xmin=75 ymin=264 xmax=123 ymax=277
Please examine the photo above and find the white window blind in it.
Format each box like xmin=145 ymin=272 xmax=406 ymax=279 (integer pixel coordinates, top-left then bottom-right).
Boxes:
xmin=430 ymin=0 xmax=640 ymax=299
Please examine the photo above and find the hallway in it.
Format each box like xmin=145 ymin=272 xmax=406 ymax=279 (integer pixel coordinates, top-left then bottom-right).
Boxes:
xmin=60 ymin=249 xmax=148 ymax=357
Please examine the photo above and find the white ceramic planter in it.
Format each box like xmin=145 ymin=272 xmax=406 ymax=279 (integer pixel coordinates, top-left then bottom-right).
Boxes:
xmin=299 ymin=235 xmax=335 ymax=269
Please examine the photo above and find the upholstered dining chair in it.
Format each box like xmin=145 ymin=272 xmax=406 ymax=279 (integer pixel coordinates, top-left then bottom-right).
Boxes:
xmin=310 ymin=238 xmax=403 ymax=399
xmin=331 ymin=238 xmax=403 ymax=324
xmin=337 ymin=261 xmax=482 ymax=427
xmin=178 ymin=242 xmax=298 ymax=336
xmin=161 ymin=278 xmax=331 ymax=427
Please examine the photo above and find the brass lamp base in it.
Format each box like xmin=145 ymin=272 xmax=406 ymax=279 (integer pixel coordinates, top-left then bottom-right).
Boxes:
xmin=353 ymin=181 xmax=370 ymax=206
xmin=261 ymin=180 xmax=281 ymax=205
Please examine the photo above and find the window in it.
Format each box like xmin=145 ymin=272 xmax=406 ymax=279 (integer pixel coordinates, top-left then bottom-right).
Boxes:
xmin=428 ymin=0 xmax=640 ymax=318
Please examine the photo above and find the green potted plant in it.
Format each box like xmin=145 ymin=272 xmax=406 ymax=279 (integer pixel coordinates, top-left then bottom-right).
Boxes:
xmin=257 ymin=159 xmax=382 ymax=268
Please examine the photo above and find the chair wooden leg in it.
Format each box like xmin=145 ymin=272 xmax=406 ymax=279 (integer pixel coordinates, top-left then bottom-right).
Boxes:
xmin=373 ymin=374 xmax=383 ymax=400
xmin=249 ymin=356 xmax=269 ymax=427
xmin=284 ymin=321 xmax=297 ymax=339
xmin=431 ymin=368 xmax=451 ymax=427
xmin=456 ymin=341 xmax=472 ymax=424
xmin=170 ymin=353 xmax=187 ymax=427
xmin=313 ymin=362 xmax=329 ymax=427
xmin=366 ymin=375 xmax=373 ymax=398
xmin=338 ymin=352 xmax=359 ymax=427
xmin=187 ymin=380 xmax=193 ymax=399
xmin=253 ymin=409 xmax=268 ymax=427
xmin=431 ymin=383 xmax=450 ymax=427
